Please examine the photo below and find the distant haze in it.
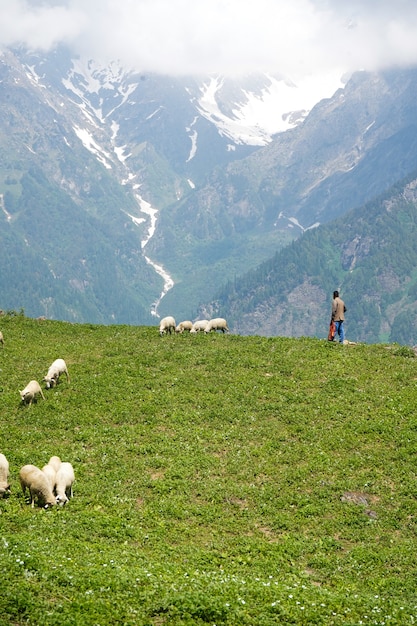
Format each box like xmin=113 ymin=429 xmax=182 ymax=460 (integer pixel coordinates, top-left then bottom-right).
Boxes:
xmin=2 ymin=0 xmax=417 ymax=80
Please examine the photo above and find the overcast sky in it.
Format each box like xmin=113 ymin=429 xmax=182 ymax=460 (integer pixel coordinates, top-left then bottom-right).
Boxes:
xmin=2 ymin=0 xmax=417 ymax=80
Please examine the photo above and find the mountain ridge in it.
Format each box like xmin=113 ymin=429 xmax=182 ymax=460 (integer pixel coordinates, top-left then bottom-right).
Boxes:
xmin=203 ymin=169 xmax=417 ymax=344
xmin=1 ymin=46 xmax=417 ymax=334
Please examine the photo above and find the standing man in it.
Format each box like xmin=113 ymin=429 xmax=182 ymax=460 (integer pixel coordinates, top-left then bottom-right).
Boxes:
xmin=331 ymin=290 xmax=346 ymax=343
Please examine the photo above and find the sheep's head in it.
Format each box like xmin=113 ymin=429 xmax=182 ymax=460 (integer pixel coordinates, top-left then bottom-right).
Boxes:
xmin=56 ymin=494 xmax=68 ymax=506
xmin=43 ymin=377 xmax=55 ymax=389
xmin=20 ymin=391 xmax=30 ymax=403
xmin=0 ymin=484 xmax=10 ymax=497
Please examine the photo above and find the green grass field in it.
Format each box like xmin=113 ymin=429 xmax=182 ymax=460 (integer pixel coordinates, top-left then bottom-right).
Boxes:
xmin=0 ymin=314 xmax=416 ymax=625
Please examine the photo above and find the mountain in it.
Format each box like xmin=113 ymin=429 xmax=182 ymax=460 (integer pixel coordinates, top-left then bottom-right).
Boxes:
xmin=201 ymin=169 xmax=417 ymax=345
xmin=159 ymin=67 xmax=417 ymax=245
xmin=0 ymin=45 xmax=330 ymax=323
xmin=150 ymin=67 xmax=417 ymax=321
xmin=1 ymin=45 xmax=417 ymax=331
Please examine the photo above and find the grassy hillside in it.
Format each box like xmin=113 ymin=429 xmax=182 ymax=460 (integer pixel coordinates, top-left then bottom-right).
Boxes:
xmin=0 ymin=314 xmax=416 ymax=625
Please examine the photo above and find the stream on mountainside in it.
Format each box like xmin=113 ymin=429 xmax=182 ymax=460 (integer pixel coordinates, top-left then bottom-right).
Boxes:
xmin=127 ymin=192 xmax=174 ymax=318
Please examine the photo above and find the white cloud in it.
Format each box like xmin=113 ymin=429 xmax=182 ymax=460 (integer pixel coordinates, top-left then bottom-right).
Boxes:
xmin=0 ymin=0 xmax=86 ymax=50
xmin=2 ymin=0 xmax=417 ymax=79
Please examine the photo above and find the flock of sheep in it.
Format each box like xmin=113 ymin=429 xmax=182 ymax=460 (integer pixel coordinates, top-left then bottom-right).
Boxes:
xmin=0 ymin=315 xmax=229 ymax=508
xmin=0 ymin=335 xmax=74 ymax=509
xmin=159 ymin=316 xmax=229 ymax=336
xmin=19 ymin=357 xmax=70 ymax=406
xmin=0 ymin=452 xmax=75 ymax=510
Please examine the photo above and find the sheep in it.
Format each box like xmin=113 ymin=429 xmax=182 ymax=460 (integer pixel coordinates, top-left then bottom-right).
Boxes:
xmin=55 ymin=462 xmax=75 ymax=505
xmin=42 ymin=464 xmax=57 ymax=492
xmin=19 ymin=464 xmax=56 ymax=508
xmin=20 ymin=380 xmax=45 ymax=405
xmin=47 ymin=455 xmax=62 ymax=473
xmin=43 ymin=358 xmax=70 ymax=389
xmin=204 ymin=318 xmax=230 ymax=333
xmin=41 ymin=456 xmax=61 ymax=492
xmin=175 ymin=320 xmax=193 ymax=333
xmin=0 ymin=331 xmax=4 ymax=347
xmin=159 ymin=316 xmax=176 ymax=336
xmin=0 ymin=453 xmax=10 ymax=496
xmin=190 ymin=320 xmax=209 ymax=333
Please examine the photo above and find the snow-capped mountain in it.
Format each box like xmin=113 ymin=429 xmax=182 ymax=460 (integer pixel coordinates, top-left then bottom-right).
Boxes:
xmin=56 ymin=53 xmax=343 ymax=148
xmin=0 ymin=45 xmax=341 ymax=321
xmin=2 ymin=45 xmax=417 ymax=330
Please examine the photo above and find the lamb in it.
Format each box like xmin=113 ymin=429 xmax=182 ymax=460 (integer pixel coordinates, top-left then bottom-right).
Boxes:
xmin=204 ymin=318 xmax=230 ymax=333
xmin=0 ymin=453 xmax=10 ymax=496
xmin=190 ymin=320 xmax=209 ymax=333
xmin=0 ymin=331 xmax=4 ymax=347
xmin=175 ymin=320 xmax=193 ymax=333
xmin=20 ymin=380 xmax=45 ymax=405
xmin=41 ymin=456 xmax=62 ymax=492
xmin=55 ymin=462 xmax=75 ymax=505
xmin=159 ymin=316 xmax=176 ymax=336
xmin=19 ymin=464 xmax=56 ymax=508
xmin=43 ymin=358 xmax=70 ymax=389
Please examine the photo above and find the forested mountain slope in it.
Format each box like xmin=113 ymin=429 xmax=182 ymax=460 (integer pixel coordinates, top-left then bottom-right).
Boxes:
xmin=204 ymin=172 xmax=417 ymax=345
xmin=153 ymin=68 xmax=417 ymax=320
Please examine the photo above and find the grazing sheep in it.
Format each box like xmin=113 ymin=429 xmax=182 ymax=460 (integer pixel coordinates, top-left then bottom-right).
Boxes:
xmin=0 ymin=331 xmax=4 ymax=347
xmin=19 ymin=464 xmax=56 ymax=508
xmin=175 ymin=320 xmax=193 ymax=333
xmin=47 ymin=456 xmax=62 ymax=473
xmin=190 ymin=320 xmax=209 ymax=333
xmin=41 ymin=457 xmax=61 ymax=492
xmin=20 ymin=380 xmax=45 ymax=405
xmin=204 ymin=318 xmax=229 ymax=333
xmin=43 ymin=358 xmax=70 ymax=389
xmin=42 ymin=464 xmax=56 ymax=492
xmin=0 ymin=453 xmax=10 ymax=496
xmin=55 ymin=462 xmax=75 ymax=505
xmin=159 ymin=316 xmax=176 ymax=336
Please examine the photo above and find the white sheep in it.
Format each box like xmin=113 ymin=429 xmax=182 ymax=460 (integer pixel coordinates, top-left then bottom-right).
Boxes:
xmin=19 ymin=380 xmax=45 ymax=405
xmin=0 ymin=453 xmax=10 ymax=496
xmin=159 ymin=316 xmax=176 ymax=336
xmin=55 ymin=462 xmax=75 ymax=505
xmin=19 ymin=464 xmax=56 ymax=508
xmin=175 ymin=320 xmax=193 ymax=333
xmin=42 ymin=464 xmax=56 ymax=492
xmin=0 ymin=331 xmax=4 ymax=347
xmin=47 ymin=455 xmax=62 ymax=473
xmin=43 ymin=358 xmax=70 ymax=389
xmin=41 ymin=456 xmax=61 ymax=492
xmin=204 ymin=318 xmax=230 ymax=333
xmin=190 ymin=320 xmax=209 ymax=333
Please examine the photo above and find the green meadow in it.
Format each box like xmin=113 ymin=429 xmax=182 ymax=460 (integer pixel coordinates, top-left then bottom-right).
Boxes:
xmin=0 ymin=314 xmax=416 ymax=625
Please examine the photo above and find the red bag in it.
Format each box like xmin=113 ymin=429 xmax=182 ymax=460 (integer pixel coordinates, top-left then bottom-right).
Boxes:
xmin=328 ymin=321 xmax=336 ymax=341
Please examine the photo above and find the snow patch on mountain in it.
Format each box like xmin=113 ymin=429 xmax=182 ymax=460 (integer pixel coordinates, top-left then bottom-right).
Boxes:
xmin=73 ymin=125 xmax=113 ymax=169
xmin=197 ymin=72 xmax=344 ymax=146
xmin=63 ymin=57 xmax=138 ymax=124
xmin=186 ymin=116 xmax=199 ymax=162
xmin=275 ymin=212 xmax=321 ymax=232
xmin=196 ymin=76 xmax=271 ymax=146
